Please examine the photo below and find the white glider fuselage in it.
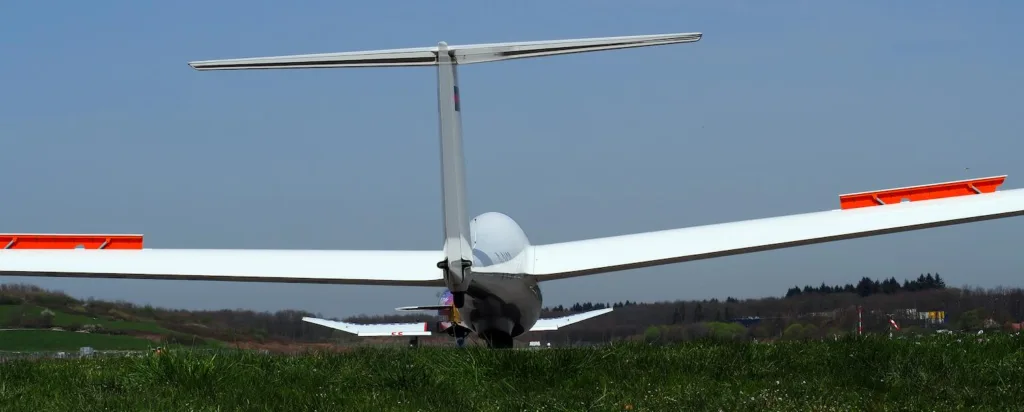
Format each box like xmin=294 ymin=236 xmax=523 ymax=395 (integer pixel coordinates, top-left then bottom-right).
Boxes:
xmin=457 ymin=212 xmax=542 ymax=336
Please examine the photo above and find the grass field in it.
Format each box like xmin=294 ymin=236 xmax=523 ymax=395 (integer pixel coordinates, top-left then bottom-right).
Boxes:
xmin=0 ymin=329 xmax=221 ymax=352
xmin=1 ymin=334 xmax=1022 ymax=411
xmin=0 ymin=330 xmax=161 ymax=351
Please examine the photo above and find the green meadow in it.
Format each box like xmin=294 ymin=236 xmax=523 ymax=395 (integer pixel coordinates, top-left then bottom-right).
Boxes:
xmin=1 ymin=334 xmax=1022 ymax=411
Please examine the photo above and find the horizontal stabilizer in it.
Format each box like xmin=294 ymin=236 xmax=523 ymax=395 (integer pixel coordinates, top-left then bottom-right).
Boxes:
xmin=530 ymin=307 xmax=613 ymax=332
xmin=302 ymin=317 xmax=432 ymax=337
xmin=188 ymin=32 xmax=701 ymax=70
xmin=395 ymin=305 xmax=451 ymax=312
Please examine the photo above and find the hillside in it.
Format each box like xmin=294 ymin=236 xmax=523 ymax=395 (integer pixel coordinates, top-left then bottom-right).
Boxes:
xmin=0 ymin=284 xmax=352 ymax=352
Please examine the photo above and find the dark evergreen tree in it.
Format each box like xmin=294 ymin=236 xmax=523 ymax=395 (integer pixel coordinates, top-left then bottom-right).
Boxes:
xmin=856 ymin=277 xmax=874 ymax=297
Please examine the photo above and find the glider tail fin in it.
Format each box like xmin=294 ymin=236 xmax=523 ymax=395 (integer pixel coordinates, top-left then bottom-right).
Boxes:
xmin=435 ymin=42 xmax=473 ymax=295
xmin=186 ymin=32 xmax=704 ymax=296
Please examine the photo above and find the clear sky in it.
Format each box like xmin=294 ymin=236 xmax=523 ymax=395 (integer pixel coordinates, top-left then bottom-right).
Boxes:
xmin=1 ymin=1 xmax=1022 ymax=318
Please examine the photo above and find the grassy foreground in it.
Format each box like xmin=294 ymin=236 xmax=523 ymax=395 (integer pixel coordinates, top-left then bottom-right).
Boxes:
xmin=2 ymin=335 xmax=1022 ymax=411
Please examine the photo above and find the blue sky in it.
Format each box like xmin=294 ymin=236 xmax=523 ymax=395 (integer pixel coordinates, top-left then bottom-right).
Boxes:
xmin=1 ymin=1 xmax=1022 ymax=318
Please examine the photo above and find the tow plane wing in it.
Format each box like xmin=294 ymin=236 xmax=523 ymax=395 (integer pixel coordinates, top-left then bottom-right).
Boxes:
xmin=529 ymin=307 xmax=615 ymax=332
xmin=302 ymin=307 xmax=614 ymax=337
xmin=302 ymin=317 xmax=433 ymax=337
xmin=501 ymin=176 xmax=1024 ymax=281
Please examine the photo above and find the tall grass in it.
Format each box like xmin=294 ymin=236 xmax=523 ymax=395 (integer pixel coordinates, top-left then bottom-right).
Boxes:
xmin=1 ymin=334 xmax=1022 ymax=411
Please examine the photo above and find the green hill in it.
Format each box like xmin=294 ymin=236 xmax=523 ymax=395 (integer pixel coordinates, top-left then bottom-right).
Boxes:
xmin=0 ymin=304 xmax=173 ymax=334
xmin=0 ymin=283 xmax=342 ymax=352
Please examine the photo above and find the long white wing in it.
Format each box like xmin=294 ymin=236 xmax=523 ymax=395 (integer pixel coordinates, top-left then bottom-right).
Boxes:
xmin=516 ymin=176 xmax=1024 ymax=281
xmin=0 ymin=249 xmax=444 ymax=286
xmin=302 ymin=317 xmax=433 ymax=336
xmin=530 ymin=307 xmax=614 ymax=332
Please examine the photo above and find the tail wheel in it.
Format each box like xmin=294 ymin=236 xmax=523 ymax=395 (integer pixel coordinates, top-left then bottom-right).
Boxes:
xmin=454 ymin=327 xmax=470 ymax=348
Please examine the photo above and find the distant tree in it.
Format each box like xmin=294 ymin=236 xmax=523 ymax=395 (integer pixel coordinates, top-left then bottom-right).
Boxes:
xmin=705 ymin=322 xmax=747 ymax=341
xmin=956 ymin=308 xmax=986 ymax=331
xmin=671 ymin=305 xmax=684 ymax=324
xmin=39 ymin=308 xmax=55 ymax=328
xmin=783 ymin=323 xmax=805 ymax=340
xmin=881 ymin=277 xmax=901 ymax=295
xmin=643 ymin=326 xmax=662 ymax=343
xmin=856 ymin=277 xmax=874 ymax=297
xmin=802 ymin=324 xmax=819 ymax=340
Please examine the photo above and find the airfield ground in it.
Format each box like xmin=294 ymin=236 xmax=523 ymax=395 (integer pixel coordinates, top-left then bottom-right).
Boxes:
xmin=1 ymin=335 xmax=1021 ymax=411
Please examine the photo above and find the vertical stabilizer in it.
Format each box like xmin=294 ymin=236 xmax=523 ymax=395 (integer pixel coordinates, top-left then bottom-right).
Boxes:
xmin=186 ymin=31 xmax=703 ymax=303
xmin=435 ymin=42 xmax=474 ymax=297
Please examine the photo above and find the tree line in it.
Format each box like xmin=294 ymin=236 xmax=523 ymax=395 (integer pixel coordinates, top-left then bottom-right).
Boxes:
xmin=785 ymin=273 xmax=947 ymax=298
xmin=544 ymin=301 xmax=640 ymax=312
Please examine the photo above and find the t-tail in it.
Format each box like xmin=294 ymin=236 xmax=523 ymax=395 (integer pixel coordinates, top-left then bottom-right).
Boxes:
xmin=187 ymin=32 xmax=703 ymax=303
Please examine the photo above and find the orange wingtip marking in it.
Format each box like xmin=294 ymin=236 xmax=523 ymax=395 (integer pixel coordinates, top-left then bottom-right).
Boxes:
xmin=839 ymin=175 xmax=1006 ymax=210
xmin=0 ymin=234 xmax=144 ymax=250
